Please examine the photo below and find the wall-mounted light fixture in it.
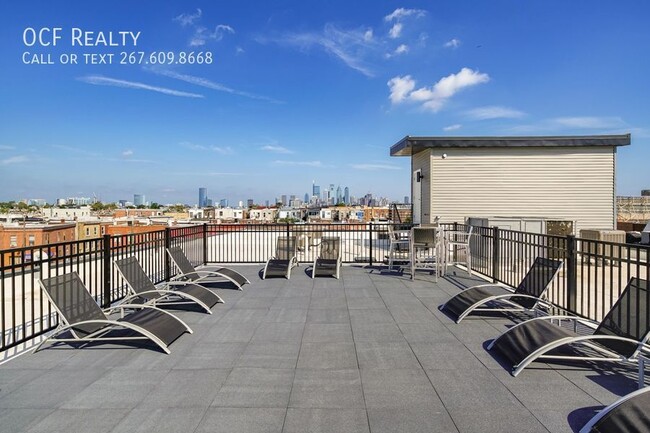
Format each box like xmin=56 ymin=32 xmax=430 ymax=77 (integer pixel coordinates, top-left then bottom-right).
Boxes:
xmin=442 ymin=153 xmax=448 ymax=159
xmin=416 ymin=172 xmax=424 ymax=182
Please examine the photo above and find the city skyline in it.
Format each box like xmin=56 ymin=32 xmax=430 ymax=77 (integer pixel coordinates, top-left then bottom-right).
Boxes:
xmin=2 ymin=1 xmax=650 ymax=204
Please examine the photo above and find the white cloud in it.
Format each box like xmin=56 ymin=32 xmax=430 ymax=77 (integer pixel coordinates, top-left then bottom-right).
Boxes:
xmin=387 ymin=75 xmax=416 ymax=103
xmin=394 ymin=44 xmax=409 ymax=55
xmin=384 ymin=8 xmax=427 ymax=22
xmin=0 ymin=145 xmax=15 ymax=151
xmin=236 ymin=46 xmax=245 ymax=54
xmin=388 ymin=68 xmax=490 ymax=112
xmin=211 ymin=146 xmax=234 ymax=155
xmin=173 ymin=8 xmax=202 ymax=27
xmin=78 ymin=75 xmax=204 ymax=98
xmin=506 ymin=116 xmax=630 ymax=134
xmin=150 ymin=69 xmax=282 ymax=103
xmin=443 ymin=124 xmax=462 ymax=131
xmin=261 ymin=145 xmax=293 ymax=154
xmin=350 ymin=163 xmax=400 ymax=170
xmin=444 ymin=38 xmax=461 ymax=48
xmin=552 ymin=116 xmax=626 ymax=129
xmin=388 ymin=23 xmax=403 ymax=39
xmin=274 ymin=160 xmax=323 ymax=167
xmin=180 ymin=141 xmax=208 ymax=151
xmin=190 ymin=24 xmax=235 ymax=46
xmin=466 ymin=106 xmax=525 ymax=120
xmin=122 ymin=149 xmax=134 ymax=157
xmin=266 ymin=24 xmax=377 ymax=77
xmin=364 ymin=29 xmax=373 ymax=41
xmin=1 ymin=155 xmax=27 ymax=165
xmin=180 ymin=142 xmax=234 ymax=155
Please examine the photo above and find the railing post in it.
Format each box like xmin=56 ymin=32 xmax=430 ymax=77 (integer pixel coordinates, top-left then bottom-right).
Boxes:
xmin=369 ymin=222 xmax=373 ymax=266
xmin=453 ymin=222 xmax=458 ymax=263
xmin=164 ymin=227 xmax=172 ymax=282
xmin=566 ymin=234 xmax=578 ymax=313
xmin=202 ymin=223 xmax=208 ymax=265
xmin=102 ymin=234 xmax=111 ymax=308
xmin=492 ymin=226 xmax=500 ymax=283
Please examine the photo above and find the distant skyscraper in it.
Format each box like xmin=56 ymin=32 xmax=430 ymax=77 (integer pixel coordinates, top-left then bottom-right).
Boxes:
xmin=404 ymin=196 xmax=409 ymax=205
xmin=344 ymin=187 xmax=350 ymax=205
xmin=134 ymin=194 xmax=145 ymax=206
xmin=219 ymin=199 xmax=228 ymax=208
xmin=199 ymin=187 xmax=207 ymax=207
xmin=329 ymin=184 xmax=335 ymax=203
xmin=281 ymin=195 xmax=288 ymax=206
xmin=304 ymin=193 xmax=309 ymax=203
xmin=312 ymin=182 xmax=320 ymax=197
xmin=336 ymin=186 xmax=342 ymax=204
xmin=247 ymin=199 xmax=254 ymax=208
xmin=265 ymin=200 xmax=270 ymax=207
xmin=206 ymin=198 xmax=213 ymax=207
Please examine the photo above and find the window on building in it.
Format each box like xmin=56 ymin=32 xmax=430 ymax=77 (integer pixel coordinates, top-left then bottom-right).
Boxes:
xmin=28 ymin=235 xmax=35 ymax=246
xmin=10 ymin=235 xmax=17 ymax=247
xmin=86 ymin=228 xmax=90 ymax=236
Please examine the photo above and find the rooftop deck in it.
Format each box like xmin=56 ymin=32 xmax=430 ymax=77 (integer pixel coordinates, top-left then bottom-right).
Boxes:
xmin=0 ymin=265 xmax=640 ymax=433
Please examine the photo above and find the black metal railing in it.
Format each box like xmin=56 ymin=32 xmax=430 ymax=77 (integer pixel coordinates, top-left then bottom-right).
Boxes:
xmin=1 ymin=221 xmax=649 ymax=353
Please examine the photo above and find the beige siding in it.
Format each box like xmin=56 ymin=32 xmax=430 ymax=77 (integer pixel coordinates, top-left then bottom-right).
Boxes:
xmin=425 ymin=146 xmax=615 ymax=232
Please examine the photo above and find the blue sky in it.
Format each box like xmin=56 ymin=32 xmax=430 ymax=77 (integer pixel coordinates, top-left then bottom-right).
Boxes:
xmin=1 ymin=1 xmax=649 ymax=205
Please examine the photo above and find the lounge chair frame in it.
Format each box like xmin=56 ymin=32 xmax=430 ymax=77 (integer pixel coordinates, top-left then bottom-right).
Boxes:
xmin=579 ymin=386 xmax=650 ymax=433
xmin=311 ymin=237 xmax=342 ymax=279
xmin=35 ymin=272 xmax=192 ymax=354
xmin=440 ymin=257 xmax=563 ymax=323
xmin=115 ymin=256 xmax=223 ymax=315
xmin=262 ymin=236 xmax=299 ymax=279
xmin=166 ymin=246 xmax=250 ymax=290
xmin=488 ymin=277 xmax=650 ymax=380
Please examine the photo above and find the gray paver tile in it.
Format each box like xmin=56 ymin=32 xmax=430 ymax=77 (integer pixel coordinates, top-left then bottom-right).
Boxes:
xmin=110 ymin=408 xmax=207 ymax=433
xmin=367 ymin=407 xmax=459 ymax=433
xmin=290 ymin=369 xmax=364 ymax=409
xmin=195 ymin=407 xmax=286 ymax=433
xmin=237 ymin=341 xmax=301 ymax=369
xmin=139 ymin=369 xmax=230 ymax=408
xmin=297 ymin=343 xmax=358 ymax=370
xmin=283 ymin=408 xmax=370 ymax=433
xmin=356 ymin=341 xmax=420 ymax=369
xmin=211 ymin=367 xmax=294 ymax=408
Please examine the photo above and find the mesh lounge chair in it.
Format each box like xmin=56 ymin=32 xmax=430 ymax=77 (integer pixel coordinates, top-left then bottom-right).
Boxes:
xmin=312 ymin=237 xmax=342 ymax=279
xmin=166 ymin=246 xmax=250 ymax=290
xmin=262 ymin=236 xmax=298 ymax=279
xmin=115 ymin=256 xmax=223 ymax=314
xmin=440 ymin=257 xmax=563 ymax=323
xmin=580 ymin=386 xmax=650 ymax=433
xmin=488 ymin=277 xmax=650 ymax=378
xmin=35 ymin=272 xmax=192 ymax=354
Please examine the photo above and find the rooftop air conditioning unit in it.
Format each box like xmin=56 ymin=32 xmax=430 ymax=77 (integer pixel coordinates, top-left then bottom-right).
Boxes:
xmin=579 ymin=229 xmax=626 ymax=266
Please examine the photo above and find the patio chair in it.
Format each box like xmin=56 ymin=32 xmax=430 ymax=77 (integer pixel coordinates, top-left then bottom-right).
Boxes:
xmin=35 ymin=272 xmax=192 ymax=354
xmin=312 ymin=237 xmax=342 ymax=279
xmin=166 ymin=246 xmax=250 ymax=290
xmin=580 ymin=385 xmax=650 ymax=433
xmin=443 ymin=225 xmax=474 ymax=275
xmin=439 ymin=257 xmax=563 ymax=323
xmin=410 ymin=226 xmax=445 ymax=282
xmin=115 ymin=256 xmax=223 ymax=314
xmin=488 ymin=277 xmax=650 ymax=378
xmin=262 ymin=236 xmax=298 ymax=279
xmin=386 ymin=224 xmax=410 ymax=270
